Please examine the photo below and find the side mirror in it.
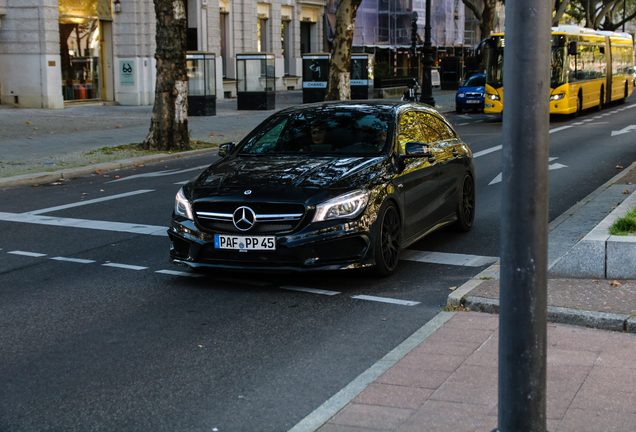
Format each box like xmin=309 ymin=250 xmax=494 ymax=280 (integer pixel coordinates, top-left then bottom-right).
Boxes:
xmin=403 ymin=142 xmax=433 ymax=157
xmin=218 ymin=142 xmax=235 ymax=157
xmin=568 ymin=41 xmax=577 ymax=56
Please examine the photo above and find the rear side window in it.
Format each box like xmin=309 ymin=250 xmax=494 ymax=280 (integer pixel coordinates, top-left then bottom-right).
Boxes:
xmin=397 ymin=111 xmax=425 ymax=154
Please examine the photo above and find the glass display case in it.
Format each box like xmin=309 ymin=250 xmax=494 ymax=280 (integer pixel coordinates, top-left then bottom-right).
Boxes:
xmin=302 ymin=53 xmax=330 ymax=103
xmin=350 ymin=54 xmax=374 ymax=100
xmin=236 ymin=53 xmax=276 ymax=110
xmin=187 ymin=52 xmax=216 ymax=116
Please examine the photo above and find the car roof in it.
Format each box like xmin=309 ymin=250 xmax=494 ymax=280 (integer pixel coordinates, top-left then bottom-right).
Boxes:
xmin=275 ymin=100 xmax=442 ymax=117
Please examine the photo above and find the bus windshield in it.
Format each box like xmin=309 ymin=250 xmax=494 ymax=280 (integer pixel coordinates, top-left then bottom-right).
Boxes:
xmin=485 ymin=38 xmax=504 ymax=88
xmin=551 ymin=46 xmax=567 ymax=88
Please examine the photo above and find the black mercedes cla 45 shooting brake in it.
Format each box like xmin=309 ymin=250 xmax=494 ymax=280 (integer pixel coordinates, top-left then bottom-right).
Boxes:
xmin=168 ymin=101 xmax=476 ymax=276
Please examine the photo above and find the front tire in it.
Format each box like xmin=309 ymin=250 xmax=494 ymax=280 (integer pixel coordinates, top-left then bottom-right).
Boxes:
xmin=374 ymin=202 xmax=401 ymax=277
xmin=454 ymin=174 xmax=475 ymax=232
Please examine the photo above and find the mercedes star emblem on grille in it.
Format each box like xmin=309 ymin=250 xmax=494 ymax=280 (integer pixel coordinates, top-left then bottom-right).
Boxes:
xmin=233 ymin=206 xmax=256 ymax=231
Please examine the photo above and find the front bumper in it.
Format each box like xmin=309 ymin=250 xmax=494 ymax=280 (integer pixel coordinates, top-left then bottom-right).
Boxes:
xmin=168 ymin=217 xmax=375 ymax=272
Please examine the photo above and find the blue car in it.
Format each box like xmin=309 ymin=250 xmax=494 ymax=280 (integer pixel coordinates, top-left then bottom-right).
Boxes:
xmin=455 ymin=74 xmax=485 ymax=113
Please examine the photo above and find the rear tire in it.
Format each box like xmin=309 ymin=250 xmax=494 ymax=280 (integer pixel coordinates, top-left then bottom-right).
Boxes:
xmin=573 ymin=91 xmax=582 ymax=117
xmin=454 ymin=174 xmax=475 ymax=232
xmin=619 ymin=83 xmax=628 ymax=104
xmin=373 ymin=202 xmax=402 ymax=277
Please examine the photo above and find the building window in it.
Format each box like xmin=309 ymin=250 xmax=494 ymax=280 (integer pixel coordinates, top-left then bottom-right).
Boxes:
xmin=258 ymin=18 xmax=268 ymax=52
xmin=282 ymin=21 xmax=290 ymax=75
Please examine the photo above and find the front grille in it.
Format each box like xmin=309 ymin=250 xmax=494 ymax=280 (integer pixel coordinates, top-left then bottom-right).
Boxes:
xmin=193 ymin=202 xmax=306 ymax=234
xmin=466 ymin=93 xmax=483 ymax=98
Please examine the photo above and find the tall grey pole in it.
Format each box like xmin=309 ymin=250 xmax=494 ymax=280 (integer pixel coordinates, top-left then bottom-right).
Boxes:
xmin=496 ymin=1 xmax=551 ymax=431
xmin=419 ymin=0 xmax=435 ymax=106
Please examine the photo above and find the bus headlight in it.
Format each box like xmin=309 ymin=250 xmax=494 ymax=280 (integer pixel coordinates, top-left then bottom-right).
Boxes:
xmin=487 ymin=93 xmax=500 ymax=101
xmin=550 ymin=93 xmax=565 ymax=101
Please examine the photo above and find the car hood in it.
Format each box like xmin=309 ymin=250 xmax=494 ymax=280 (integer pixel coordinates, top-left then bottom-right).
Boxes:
xmin=190 ymin=155 xmax=385 ymax=197
xmin=459 ymin=86 xmax=485 ymax=94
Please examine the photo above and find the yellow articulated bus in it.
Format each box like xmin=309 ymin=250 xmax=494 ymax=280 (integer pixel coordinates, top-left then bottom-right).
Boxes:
xmin=485 ymin=25 xmax=634 ymax=116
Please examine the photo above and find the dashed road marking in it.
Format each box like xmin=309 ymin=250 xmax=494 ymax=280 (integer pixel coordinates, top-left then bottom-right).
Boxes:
xmin=8 ymin=250 xmax=47 ymax=257
xmin=50 ymin=257 xmax=96 ymax=264
xmin=280 ymin=286 xmax=341 ymax=296
xmin=27 ymin=190 xmax=155 ymax=215
xmin=102 ymin=263 xmax=148 ymax=271
xmin=401 ymin=250 xmax=498 ymax=267
xmin=156 ymin=269 xmax=204 ymax=277
xmin=351 ymin=295 xmax=420 ymax=306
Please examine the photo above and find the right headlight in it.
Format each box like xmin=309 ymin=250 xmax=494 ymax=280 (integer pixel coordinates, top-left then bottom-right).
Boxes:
xmin=550 ymin=93 xmax=565 ymax=101
xmin=487 ymin=93 xmax=500 ymax=101
xmin=174 ymin=188 xmax=194 ymax=220
xmin=313 ymin=190 xmax=370 ymax=222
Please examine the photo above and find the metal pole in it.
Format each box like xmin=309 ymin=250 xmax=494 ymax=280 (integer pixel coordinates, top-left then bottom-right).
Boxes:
xmin=419 ymin=0 xmax=435 ymax=106
xmin=411 ymin=15 xmax=418 ymax=79
xmin=495 ymin=0 xmax=551 ymax=431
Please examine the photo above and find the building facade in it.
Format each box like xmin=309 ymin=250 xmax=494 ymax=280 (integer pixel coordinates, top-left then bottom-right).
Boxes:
xmin=0 ymin=0 xmax=491 ymax=109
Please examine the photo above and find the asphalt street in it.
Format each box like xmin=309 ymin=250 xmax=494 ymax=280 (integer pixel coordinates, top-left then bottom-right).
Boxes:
xmin=2 ymin=96 xmax=636 ymax=431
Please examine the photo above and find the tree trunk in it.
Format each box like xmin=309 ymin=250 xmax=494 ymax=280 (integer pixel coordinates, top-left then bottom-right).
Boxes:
xmin=325 ymin=0 xmax=363 ymax=101
xmin=143 ymin=0 xmax=190 ymax=151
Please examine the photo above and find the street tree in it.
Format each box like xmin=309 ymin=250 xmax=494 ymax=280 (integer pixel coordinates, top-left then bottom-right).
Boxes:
xmin=142 ymin=0 xmax=190 ymax=151
xmin=461 ymin=0 xmax=499 ymax=40
xmin=552 ymin=0 xmax=636 ymax=30
xmin=325 ymin=0 xmax=363 ymax=101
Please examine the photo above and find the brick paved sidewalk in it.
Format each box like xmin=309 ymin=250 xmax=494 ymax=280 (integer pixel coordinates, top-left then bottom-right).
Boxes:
xmin=308 ymin=312 xmax=636 ymax=432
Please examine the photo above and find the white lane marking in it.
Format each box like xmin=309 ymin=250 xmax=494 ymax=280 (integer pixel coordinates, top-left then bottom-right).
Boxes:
xmin=26 ymin=190 xmax=155 ymax=215
xmin=489 ymin=157 xmax=567 ymax=185
xmin=107 ymin=166 xmax=206 ymax=183
xmin=50 ymin=257 xmax=96 ymax=264
xmin=457 ymin=123 xmax=469 ymax=126
xmin=472 ymin=145 xmax=502 ymax=158
xmin=549 ymin=125 xmax=572 ymax=133
xmin=351 ymin=295 xmax=420 ymax=306
xmin=102 ymin=263 xmax=148 ymax=270
xmin=156 ymin=269 xmax=204 ymax=277
xmin=8 ymin=250 xmax=47 ymax=257
xmin=280 ymin=286 xmax=341 ymax=296
xmin=0 ymin=212 xmax=167 ymax=236
xmin=475 ymin=120 xmax=483 ymax=123
xmin=611 ymin=125 xmax=636 ymax=136
xmin=174 ymin=180 xmax=189 ymax=185
xmin=401 ymin=250 xmax=498 ymax=267
xmin=216 ymin=277 xmax=270 ymax=286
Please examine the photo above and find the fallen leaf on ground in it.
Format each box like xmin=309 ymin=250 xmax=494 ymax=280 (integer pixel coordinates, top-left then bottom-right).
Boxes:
xmin=103 ymin=175 xmax=109 ymax=177
xmin=57 ymin=179 xmax=65 ymax=182
xmin=82 ymin=193 xmax=88 ymax=195
xmin=95 ymin=169 xmax=102 ymax=174
xmin=32 ymin=184 xmax=40 ymax=187
xmin=623 ymin=190 xmax=630 ymax=194
xmin=449 ymin=286 xmax=457 ymax=291
xmin=616 ymin=165 xmax=624 ymax=169
xmin=26 ymin=121 xmax=31 ymax=124
xmin=114 ymin=175 xmax=120 ymax=179
xmin=610 ymin=280 xmax=622 ymax=287
xmin=115 ymin=125 xmax=121 ymax=128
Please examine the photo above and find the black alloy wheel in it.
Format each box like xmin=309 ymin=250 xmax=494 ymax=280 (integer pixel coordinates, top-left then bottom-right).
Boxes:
xmin=455 ymin=174 xmax=475 ymax=232
xmin=374 ymin=202 xmax=401 ymax=277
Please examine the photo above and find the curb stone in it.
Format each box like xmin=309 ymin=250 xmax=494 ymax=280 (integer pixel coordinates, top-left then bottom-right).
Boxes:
xmin=463 ymin=296 xmax=635 ymax=333
xmin=0 ymin=147 xmax=218 ymax=189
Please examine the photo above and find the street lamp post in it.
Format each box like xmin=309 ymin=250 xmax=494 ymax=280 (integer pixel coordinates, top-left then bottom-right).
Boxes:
xmin=419 ymin=0 xmax=435 ymax=106
xmin=410 ymin=12 xmax=418 ymax=79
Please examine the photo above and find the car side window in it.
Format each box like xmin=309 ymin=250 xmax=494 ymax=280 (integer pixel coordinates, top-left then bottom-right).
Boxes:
xmin=416 ymin=112 xmax=443 ymax=143
xmin=397 ymin=111 xmax=425 ymax=155
xmin=431 ymin=115 xmax=457 ymax=140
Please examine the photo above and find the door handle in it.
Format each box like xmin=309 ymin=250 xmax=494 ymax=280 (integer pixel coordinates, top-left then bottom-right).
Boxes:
xmin=428 ymin=156 xmax=436 ymax=163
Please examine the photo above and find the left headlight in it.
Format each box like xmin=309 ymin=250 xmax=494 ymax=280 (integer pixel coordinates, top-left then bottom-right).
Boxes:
xmin=457 ymin=93 xmax=465 ymax=98
xmin=313 ymin=190 xmax=370 ymax=222
xmin=549 ymin=93 xmax=565 ymax=101
xmin=487 ymin=93 xmax=500 ymax=101
xmin=174 ymin=188 xmax=194 ymax=220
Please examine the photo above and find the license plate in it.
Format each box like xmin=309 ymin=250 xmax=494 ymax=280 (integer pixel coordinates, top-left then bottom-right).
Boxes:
xmin=466 ymin=100 xmax=480 ymax=104
xmin=214 ymin=235 xmax=276 ymax=251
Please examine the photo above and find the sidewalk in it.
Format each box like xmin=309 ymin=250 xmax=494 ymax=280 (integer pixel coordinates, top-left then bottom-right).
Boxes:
xmin=2 ymin=88 xmax=636 ymax=431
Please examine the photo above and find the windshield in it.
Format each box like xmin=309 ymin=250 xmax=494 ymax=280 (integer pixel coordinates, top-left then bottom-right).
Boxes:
xmin=485 ymin=41 xmax=504 ymax=88
xmin=464 ymin=75 xmax=485 ymax=87
xmin=239 ymin=107 xmax=393 ymax=156
xmin=551 ymin=46 xmax=567 ymax=88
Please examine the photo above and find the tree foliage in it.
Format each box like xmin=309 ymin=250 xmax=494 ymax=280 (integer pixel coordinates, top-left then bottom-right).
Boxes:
xmin=143 ymin=0 xmax=190 ymax=151
xmin=325 ymin=0 xmax=364 ymax=101
xmin=553 ymin=0 xmax=636 ymax=30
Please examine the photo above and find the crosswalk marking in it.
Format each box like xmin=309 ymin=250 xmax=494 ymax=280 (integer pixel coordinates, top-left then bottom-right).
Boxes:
xmin=156 ymin=269 xmax=204 ymax=277
xmin=280 ymin=286 xmax=341 ymax=296
xmin=351 ymin=295 xmax=420 ymax=306
xmin=50 ymin=257 xmax=96 ymax=264
xmin=102 ymin=263 xmax=148 ymax=271
xmin=8 ymin=250 xmax=47 ymax=257
xmin=401 ymin=250 xmax=498 ymax=267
